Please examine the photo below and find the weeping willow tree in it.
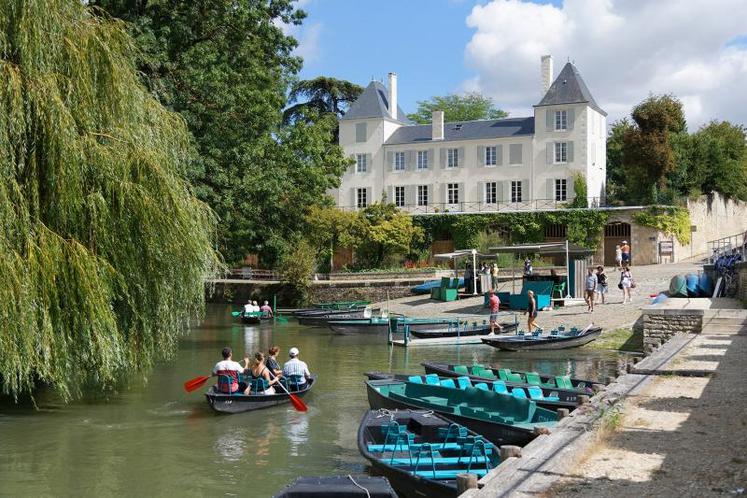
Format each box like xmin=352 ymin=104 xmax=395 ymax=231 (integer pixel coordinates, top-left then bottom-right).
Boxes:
xmin=0 ymin=0 xmax=220 ymax=400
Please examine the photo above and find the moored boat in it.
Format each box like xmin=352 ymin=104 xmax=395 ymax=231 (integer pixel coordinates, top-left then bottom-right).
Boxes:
xmin=409 ymin=321 xmax=518 ymax=339
xmin=481 ymin=326 xmax=602 ymax=351
xmin=366 ymin=378 xmax=557 ymax=446
xmin=358 ymin=409 xmax=500 ymax=498
xmin=297 ymin=309 xmax=372 ymax=326
xmin=205 ymin=375 xmax=316 ymax=414
xmin=365 ymin=372 xmax=578 ymax=412
xmin=421 ymin=362 xmax=601 ymax=401
xmin=273 ymin=475 xmax=397 ymax=498
xmin=327 ymin=317 xmax=393 ymax=335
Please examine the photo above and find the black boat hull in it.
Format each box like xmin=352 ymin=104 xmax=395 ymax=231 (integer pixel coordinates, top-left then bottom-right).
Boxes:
xmin=365 ymin=382 xmax=536 ymax=446
xmin=481 ymin=328 xmax=603 ymax=351
xmin=297 ymin=310 xmax=368 ymax=326
xmin=205 ymin=376 xmax=316 ymax=414
xmin=327 ymin=323 xmax=390 ymax=335
xmin=409 ymin=322 xmax=518 ymax=339
xmin=274 ymin=475 xmax=397 ymax=498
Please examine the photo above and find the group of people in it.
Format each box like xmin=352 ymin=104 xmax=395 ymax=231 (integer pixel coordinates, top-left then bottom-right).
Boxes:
xmin=244 ymin=299 xmax=274 ymax=317
xmin=212 ymin=346 xmax=312 ymax=395
xmin=585 ymin=263 xmax=635 ymax=312
xmin=487 ymin=288 xmax=540 ymax=334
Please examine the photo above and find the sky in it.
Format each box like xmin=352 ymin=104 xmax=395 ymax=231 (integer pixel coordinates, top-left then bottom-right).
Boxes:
xmin=291 ymin=0 xmax=747 ymax=129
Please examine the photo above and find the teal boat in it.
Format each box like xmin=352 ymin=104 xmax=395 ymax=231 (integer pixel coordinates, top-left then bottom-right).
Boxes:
xmin=366 ymin=378 xmax=558 ymax=446
xmin=327 ymin=316 xmax=462 ymax=335
xmin=669 ymin=274 xmax=688 ymax=297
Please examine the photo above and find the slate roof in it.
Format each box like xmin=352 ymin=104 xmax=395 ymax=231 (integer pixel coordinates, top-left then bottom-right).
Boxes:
xmin=384 ymin=117 xmax=535 ymax=145
xmin=536 ymin=62 xmax=606 ymax=116
xmin=340 ymin=81 xmax=410 ymax=123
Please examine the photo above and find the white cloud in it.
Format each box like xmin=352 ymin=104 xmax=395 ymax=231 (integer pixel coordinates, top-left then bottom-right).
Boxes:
xmin=463 ymin=0 xmax=747 ymax=128
xmin=294 ymin=22 xmax=322 ymax=64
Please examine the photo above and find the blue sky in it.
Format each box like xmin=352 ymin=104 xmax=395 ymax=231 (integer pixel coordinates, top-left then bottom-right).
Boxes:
xmin=293 ymin=0 xmax=747 ymax=126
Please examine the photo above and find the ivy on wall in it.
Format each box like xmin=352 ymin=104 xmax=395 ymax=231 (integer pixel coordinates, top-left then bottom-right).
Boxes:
xmin=631 ymin=207 xmax=691 ymax=245
xmin=413 ymin=210 xmax=609 ymax=251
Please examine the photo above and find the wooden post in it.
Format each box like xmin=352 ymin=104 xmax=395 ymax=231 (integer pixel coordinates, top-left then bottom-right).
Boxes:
xmin=456 ymin=473 xmax=479 ymax=494
xmin=557 ymin=408 xmax=570 ymax=419
xmin=500 ymin=445 xmax=522 ymax=460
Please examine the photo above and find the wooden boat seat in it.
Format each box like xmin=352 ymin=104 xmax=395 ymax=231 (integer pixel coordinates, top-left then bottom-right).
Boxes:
xmin=473 ymin=383 xmax=489 ymax=391
xmin=424 ymin=374 xmax=440 ymax=386
xmin=477 ymin=368 xmax=497 ymax=379
xmin=411 ymin=469 xmax=490 ymax=479
xmin=389 ymin=456 xmax=491 ymax=466
xmin=453 ymin=365 xmax=470 ymax=375
xmin=528 ymin=386 xmax=559 ymax=402
xmin=439 ymin=379 xmax=456 ymax=389
xmin=492 ymin=381 xmax=508 ymax=394
xmin=456 ymin=376 xmax=472 ymax=390
xmin=498 ymin=369 xmax=524 ymax=383
xmin=407 ymin=375 xmax=423 ymax=384
xmin=367 ymin=443 xmax=493 ymax=454
xmin=420 ymin=396 xmax=449 ymax=406
xmin=525 ymin=372 xmax=555 ymax=388
xmin=389 ymin=392 xmax=455 ymax=413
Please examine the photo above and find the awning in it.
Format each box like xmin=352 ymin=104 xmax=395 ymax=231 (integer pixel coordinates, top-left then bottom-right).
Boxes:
xmin=433 ymin=249 xmax=493 ymax=260
xmin=488 ymin=242 xmax=594 ymax=256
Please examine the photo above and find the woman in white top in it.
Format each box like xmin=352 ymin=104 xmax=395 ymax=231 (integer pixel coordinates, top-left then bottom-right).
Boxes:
xmin=620 ymin=266 xmax=633 ymax=304
xmin=614 ymin=245 xmax=623 ymax=271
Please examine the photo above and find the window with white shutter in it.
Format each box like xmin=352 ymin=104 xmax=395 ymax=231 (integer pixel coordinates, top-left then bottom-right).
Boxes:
xmin=356 ymin=153 xmax=367 ymax=172
xmin=485 ymin=182 xmax=497 ymax=204
xmin=394 ymin=186 xmax=405 ymax=207
xmin=447 ymin=148 xmax=459 ymax=169
xmin=394 ymin=152 xmax=405 ymax=171
xmin=485 ymin=146 xmax=497 ymax=166
xmin=417 ymin=185 xmax=429 ymax=206
xmin=356 ymin=188 xmax=367 ymax=208
xmin=554 ymin=142 xmax=568 ymax=164
xmin=511 ymin=181 xmax=522 ymax=203
xmin=554 ymin=110 xmax=567 ymax=131
xmin=554 ymin=179 xmax=567 ymax=201
xmin=447 ymin=183 xmax=459 ymax=204
xmin=417 ymin=151 xmax=428 ymax=170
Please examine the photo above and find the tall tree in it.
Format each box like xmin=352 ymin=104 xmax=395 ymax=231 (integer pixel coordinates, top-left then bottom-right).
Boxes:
xmin=407 ymin=92 xmax=508 ymax=124
xmin=605 ymin=119 xmax=632 ymax=203
xmin=691 ymin=121 xmax=747 ymax=201
xmin=93 ymin=0 xmax=349 ymax=264
xmin=283 ymin=76 xmax=363 ymax=124
xmin=0 ymin=0 xmax=218 ymax=400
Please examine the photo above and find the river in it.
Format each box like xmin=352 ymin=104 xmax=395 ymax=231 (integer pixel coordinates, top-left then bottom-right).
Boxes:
xmin=0 ymin=304 xmax=628 ymax=497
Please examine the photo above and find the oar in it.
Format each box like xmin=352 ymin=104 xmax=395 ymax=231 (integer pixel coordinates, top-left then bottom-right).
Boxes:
xmin=268 ymin=369 xmax=307 ymax=412
xmin=184 ymin=375 xmax=210 ymax=393
xmin=231 ymin=311 xmax=242 ymax=317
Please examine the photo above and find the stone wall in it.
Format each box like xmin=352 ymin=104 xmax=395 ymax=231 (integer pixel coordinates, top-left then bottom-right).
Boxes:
xmin=641 ymin=309 xmax=703 ymax=353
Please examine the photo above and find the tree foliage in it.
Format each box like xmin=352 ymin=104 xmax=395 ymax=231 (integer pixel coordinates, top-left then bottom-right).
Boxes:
xmin=356 ymin=203 xmax=424 ymax=268
xmin=0 ymin=0 xmax=219 ymax=400
xmin=283 ymin=76 xmax=363 ymax=124
xmin=690 ymin=121 xmax=747 ymax=201
xmin=93 ymin=0 xmax=350 ymax=265
xmin=407 ymin=92 xmax=508 ymax=124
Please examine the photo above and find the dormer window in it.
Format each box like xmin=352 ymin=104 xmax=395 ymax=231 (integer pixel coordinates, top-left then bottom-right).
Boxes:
xmin=554 ymin=110 xmax=567 ymax=131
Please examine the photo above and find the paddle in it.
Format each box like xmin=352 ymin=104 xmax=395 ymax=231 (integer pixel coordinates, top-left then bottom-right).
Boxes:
xmin=184 ymin=375 xmax=210 ymax=393
xmin=231 ymin=311 xmax=242 ymax=317
xmin=267 ymin=369 xmax=307 ymax=412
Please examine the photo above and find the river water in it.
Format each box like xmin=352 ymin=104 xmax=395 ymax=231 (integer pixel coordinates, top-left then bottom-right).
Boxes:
xmin=0 ymin=304 xmax=627 ymax=497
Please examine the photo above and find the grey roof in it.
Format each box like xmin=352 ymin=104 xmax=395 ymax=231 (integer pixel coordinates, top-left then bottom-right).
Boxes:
xmin=384 ymin=117 xmax=535 ymax=145
xmin=536 ymin=62 xmax=606 ymax=116
xmin=340 ymin=81 xmax=410 ymax=123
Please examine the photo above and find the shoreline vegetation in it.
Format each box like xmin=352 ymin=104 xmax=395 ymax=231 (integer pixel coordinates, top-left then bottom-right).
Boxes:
xmin=583 ymin=327 xmax=643 ymax=353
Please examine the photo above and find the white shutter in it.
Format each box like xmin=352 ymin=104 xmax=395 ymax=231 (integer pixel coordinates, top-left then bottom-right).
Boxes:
xmin=547 ymin=179 xmax=554 ymax=200
xmin=478 ymin=181 xmax=485 ymax=203
xmin=407 ymin=150 xmax=415 ymax=170
xmin=441 ymin=183 xmax=447 ymax=204
xmin=546 ymin=109 xmax=554 ymax=131
xmin=567 ymin=109 xmax=575 ymax=131
xmin=502 ymin=181 xmax=510 ymax=203
xmin=458 ymin=147 xmax=465 ymax=168
xmin=350 ymin=188 xmax=357 ymax=208
xmin=365 ymin=153 xmax=372 ymax=172
xmin=387 ymin=151 xmax=394 ymax=171
xmin=567 ymin=142 xmax=574 ymax=163
xmin=458 ymin=182 xmax=464 ymax=207
xmin=547 ymin=143 xmax=553 ymax=164
xmin=477 ymin=146 xmax=485 ymax=167
xmin=387 ymin=185 xmax=394 ymax=204
xmin=366 ymin=187 xmax=372 ymax=207
xmin=522 ymin=179 xmax=530 ymax=202
xmin=495 ymin=145 xmax=503 ymax=166
xmin=428 ymin=149 xmax=434 ymax=170
xmin=568 ymin=176 xmax=575 ymax=198
xmin=439 ymin=148 xmax=446 ymax=169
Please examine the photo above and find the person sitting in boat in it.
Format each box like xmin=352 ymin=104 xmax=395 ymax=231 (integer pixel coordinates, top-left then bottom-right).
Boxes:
xmin=212 ymin=347 xmax=249 ymax=394
xmin=282 ymin=347 xmax=311 ymax=390
xmin=260 ymin=300 xmax=273 ymax=317
xmin=266 ymin=346 xmax=282 ymax=377
xmin=248 ymin=352 xmax=280 ymax=395
xmin=243 ymin=299 xmax=254 ymax=314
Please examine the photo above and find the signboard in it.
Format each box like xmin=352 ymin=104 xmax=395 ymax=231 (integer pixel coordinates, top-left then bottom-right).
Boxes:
xmin=659 ymin=241 xmax=673 ymax=255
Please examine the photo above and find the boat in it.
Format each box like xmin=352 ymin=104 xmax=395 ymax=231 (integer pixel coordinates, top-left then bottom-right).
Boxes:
xmin=421 ymin=362 xmax=600 ymax=402
xmin=238 ymin=311 xmax=271 ymax=324
xmin=408 ymin=321 xmax=518 ymax=339
xmin=358 ymin=409 xmax=501 ymax=498
xmin=697 ymin=272 xmax=714 ymax=296
xmin=205 ymin=375 xmax=317 ymax=414
xmin=411 ymin=278 xmax=463 ymax=295
xmin=327 ymin=317 xmax=394 ymax=335
xmin=297 ymin=309 xmax=372 ymax=326
xmin=365 ymin=372 xmax=578 ymax=412
xmin=669 ymin=274 xmax=688 ymax=297
xmin=311 ymin=300 xmax=370 ymax=310
xmin=366 ymin=378 xmax=557 ymax=446
xmin=480 ymin=326 xmax=603 ymax=351
xmin=273 ymin=475 xmax=397 ymax=498
xmin=685 ymin=273 xmax=699 ymax=297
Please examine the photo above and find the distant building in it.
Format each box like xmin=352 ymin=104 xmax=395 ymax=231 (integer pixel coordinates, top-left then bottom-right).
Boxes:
xmin=333 ymin=56 xmax=607 ymax=212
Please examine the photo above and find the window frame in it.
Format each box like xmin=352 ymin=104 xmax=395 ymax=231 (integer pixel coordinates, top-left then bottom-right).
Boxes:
xmin=393 ymin=151 xmax=405 ymax=171
xmin=417 ymin=185 xmax=429 ymax=206
xmin=356 ymin=188 xmax=367 ymax=208
xmin=554 ymin=179 xmax=567 ymax=201
xmin=511 ymin=180 xmax=522 ymax=203
xmin=485 ymin=146 xmax=496 ymax=167
xmin=417 ymin=150 xmax=428 ymax=170
xmin=485 ymin=181 xmax=497 ymax=204
xmin=356 ymin=153 xmax=367 ymax=173
xmin=447 ymin=183 xmax=459 ymax=204
xmin=554 ymin=142 xmax=568 ymax=164
xmin=447 ymin=148 xmax=459 ymax=169
xmin=554 ymin=110 xmax=568 ymax=131
xmin=394 ymin=186 xmax=405 ymax=207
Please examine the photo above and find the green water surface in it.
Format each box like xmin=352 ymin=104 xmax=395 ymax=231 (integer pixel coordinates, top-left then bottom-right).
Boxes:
xmin=0 ymin=304 xmax=627 ymax=497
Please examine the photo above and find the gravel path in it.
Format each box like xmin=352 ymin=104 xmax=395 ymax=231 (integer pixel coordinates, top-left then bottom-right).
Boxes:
xmin=379 ymin=262 xmax=701 ymax=333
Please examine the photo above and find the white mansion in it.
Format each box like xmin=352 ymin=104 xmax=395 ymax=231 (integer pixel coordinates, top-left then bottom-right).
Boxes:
xmin=332 ymin=56 xmax=607 ymax=213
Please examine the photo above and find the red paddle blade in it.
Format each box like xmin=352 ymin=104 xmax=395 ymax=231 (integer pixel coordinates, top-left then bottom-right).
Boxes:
xmin=289 ymin=393 xmax=308 ymax=412
xmin=184 ymin=376 xmax=210 ymax=393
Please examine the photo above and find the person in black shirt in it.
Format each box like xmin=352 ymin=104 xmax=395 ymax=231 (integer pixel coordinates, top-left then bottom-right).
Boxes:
xmin=595 ymin=265 xmax=608 ymax=304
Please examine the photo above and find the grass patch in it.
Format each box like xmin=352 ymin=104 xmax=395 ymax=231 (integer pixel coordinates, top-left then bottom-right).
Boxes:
xmin=584 ymin=327 xmax=643 ymax=352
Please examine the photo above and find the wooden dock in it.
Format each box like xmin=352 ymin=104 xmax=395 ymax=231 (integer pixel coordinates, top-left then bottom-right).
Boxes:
xmin=388 ymin=334 xmax=497 ymax=347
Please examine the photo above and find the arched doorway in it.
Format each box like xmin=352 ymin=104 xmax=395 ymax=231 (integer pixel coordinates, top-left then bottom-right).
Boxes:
xmin=604 ymin=222 xmax=631 ymax=265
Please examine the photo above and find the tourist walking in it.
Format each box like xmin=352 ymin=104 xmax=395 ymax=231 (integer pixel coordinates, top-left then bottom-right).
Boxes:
xmin=526 ymin=290 xmax=539 ymax=332
xmin=596 ymin=266 xmax=608 ymax=304
xmin=619 ymin=265 xmax=633 ymax=304
xmin=488 ymin=290 xmax=502 ymax=335
xmin=621 ymin=240 xmax=631 ymax=266
xmin=614 ymin=245 xmax=623 ymax=270
xmin=585 ymin=267 xmax=597 ymax=312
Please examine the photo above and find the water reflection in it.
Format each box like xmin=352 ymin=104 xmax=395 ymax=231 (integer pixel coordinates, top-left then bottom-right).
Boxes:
xmin=285 ymin=411 xmax=309 ymax=457
xmin=214 ymin=428 xmax=247 ymax=462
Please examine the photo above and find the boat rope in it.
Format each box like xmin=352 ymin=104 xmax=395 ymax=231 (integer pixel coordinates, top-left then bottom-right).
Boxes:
xmin=375 ymin=408 xmax=396 ymax=420
xmin=347 ymin=474 xmax=371 ymax=498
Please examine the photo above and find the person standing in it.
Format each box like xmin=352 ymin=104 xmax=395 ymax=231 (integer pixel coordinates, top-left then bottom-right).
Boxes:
xmin=614 ymin=245 xmax=623 ymax=271
xmin=523 ymin=257 xmax=533 ymax=276
xmin=488 ymin=290 xmax=502 ymax=335
xmin=526 ymin=290 xmax=539 ymax=332
xmin=596 ymin=266 xmax=608 ymax=304
xmin=621 ymin=240 xmax=631 ymax=266
xmin=585 ymin=267 xmax=597 ymax=312
xmin=620 ymin=265 xmax=633 ymax=304
xmin=490 ymin=263 xmax=498 ymax=290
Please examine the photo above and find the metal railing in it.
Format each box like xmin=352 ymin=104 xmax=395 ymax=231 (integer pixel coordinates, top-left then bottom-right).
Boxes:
xmin=340 ymin=197 xmax=607 ymax=214
xmin=226 ymin=268 xmax=279 ymax=280
xmin=707 ymin=230 xmax=747 ymax=263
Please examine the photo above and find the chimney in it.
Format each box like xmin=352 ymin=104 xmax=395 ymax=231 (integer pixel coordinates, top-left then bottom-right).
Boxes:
xmin=388 ymin=72 xmax=398 ymax=120
xmin=541 ymin=55 xmax=553 ymax=96
xmin=432 ymin=111 xmax=444 ymax=141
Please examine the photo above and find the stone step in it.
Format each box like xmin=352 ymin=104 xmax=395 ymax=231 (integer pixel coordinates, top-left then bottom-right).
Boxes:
xmin=702 ymin=325 xmax=747 ymax=335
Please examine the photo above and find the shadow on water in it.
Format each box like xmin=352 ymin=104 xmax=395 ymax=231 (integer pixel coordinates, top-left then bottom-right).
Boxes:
xmin=0 ymin=304 xmax=630 ymax=497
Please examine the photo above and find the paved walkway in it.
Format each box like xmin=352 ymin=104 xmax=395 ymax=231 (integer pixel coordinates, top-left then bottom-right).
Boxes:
xmin=379 ymin=262 xmax=702 ymax=332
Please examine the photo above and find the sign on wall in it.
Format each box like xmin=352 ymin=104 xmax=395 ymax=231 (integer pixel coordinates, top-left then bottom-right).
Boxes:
xmin=659 ymin=241 xmax=673 ymax=255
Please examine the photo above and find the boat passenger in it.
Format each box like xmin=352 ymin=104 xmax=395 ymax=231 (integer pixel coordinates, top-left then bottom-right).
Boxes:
xmin=282 ymin=347 xmax=311 ymax=390
xmin=243 ymin=299 xmax=254 ymax=314
xmin=212 ymin=347 xmax=249 ymax=394
xmin=526 ymin=290 xmax=539 ymax=332
xmin=248 ymin=352 xmax=279 ymax=395
xmin=266 ymin=346 xmax=282 ymax=377
xmin=488 ymin=290 xmax=502 ymax=335
xmin=260 ymin=300 xmax=273 ymax=317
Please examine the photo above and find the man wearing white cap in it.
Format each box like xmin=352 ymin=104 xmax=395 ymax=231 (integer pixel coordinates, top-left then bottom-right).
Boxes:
xmin=282 ymin=347 xmax=311 ymax=389
xmin=621 ymin=240 xmax=631 ymax=265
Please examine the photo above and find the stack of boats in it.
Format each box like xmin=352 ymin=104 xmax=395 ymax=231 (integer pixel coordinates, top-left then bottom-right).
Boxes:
xmin=357 ymin=363 xmax=604 ymax=498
